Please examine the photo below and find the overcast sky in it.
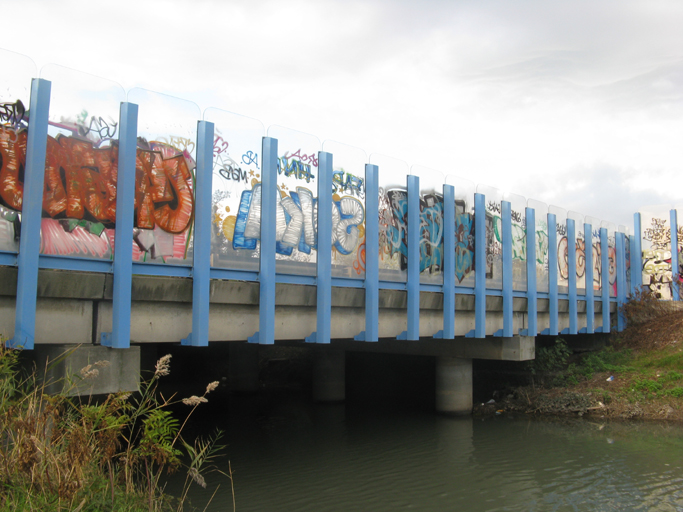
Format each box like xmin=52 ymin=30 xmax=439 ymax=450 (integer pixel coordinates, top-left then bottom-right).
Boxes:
xmin=3 ymin=0 xmax=682 ymax=228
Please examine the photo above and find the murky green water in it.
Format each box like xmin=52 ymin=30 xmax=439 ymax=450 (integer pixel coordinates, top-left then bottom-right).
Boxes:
xmin=176 ymin=394 xmax=683 ymax=511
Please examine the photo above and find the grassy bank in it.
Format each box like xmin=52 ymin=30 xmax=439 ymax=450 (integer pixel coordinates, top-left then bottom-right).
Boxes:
xmin=476 ymin=291 xmax=683 ymax=421
xmin=0 ymin=343 xmax=231 ymax=512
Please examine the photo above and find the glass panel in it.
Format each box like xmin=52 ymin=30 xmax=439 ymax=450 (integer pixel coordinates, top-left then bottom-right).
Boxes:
xmin=675 ymin=208 xmax=683 ymax=290
xmin=38 ymin=65 xmax=125 ymax=261
xmin=619 ymin=225 xmax=631 ymax=297
xmin=204 ymin=108 xmax=265 ymax=272
xmin=528 ymin=199 xmax=549 ymax=294
xmin=568 ymin=211 xmax=586 ymax=295
xmin=505 ymin=192 xmax=527 ymax=291
xmin=477 ymin=184 xmax=503 ymax=290
xmin=411 ymin=165 xmax=445 ymax=285
xmin=446 ymin=175 xmax=475 ymax=288
xmin=266 ymin=125 xmax=321 ymax=276
xmin=0 ymin=50 xmax=36 ymax=253
xmin=585 ymin=216 xmax=602 ymax=294
xmin=127 ymin=88 xmax=200 ymax=265
xmin=322 ymin=140 xmax=367 ymax=279
xmin=639 ymin=206 xmax=672 ymax=299
xmin=371 ymin=154 xmax=409 ymax=283
xmin=549 ymin=205 xmax=568 ymax=294
xmin=601 ymin=220 xmax=618 ymax=298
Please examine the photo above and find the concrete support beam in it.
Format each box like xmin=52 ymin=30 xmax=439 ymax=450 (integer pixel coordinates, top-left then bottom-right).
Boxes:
xmin=435 ymin=357 xmax=472 ymax=416
xmin=228 ymin=342 xmax=260 ymax=394
xmin=33 ymin=344 xmax=140 ymax=396
xmin=313 ymin=348 xmax=345 ymax=403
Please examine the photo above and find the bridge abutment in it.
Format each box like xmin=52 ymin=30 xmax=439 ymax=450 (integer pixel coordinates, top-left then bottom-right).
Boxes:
xmin=435 ymin=356 xmax=473 ymax=416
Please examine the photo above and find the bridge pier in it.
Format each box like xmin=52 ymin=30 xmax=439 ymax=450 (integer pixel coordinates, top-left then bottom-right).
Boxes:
xmin=228 ymin=342 xmax=260 ymax=394
xmin=313 ymin=348 xmax=345 ymax=403
xmin=435 ymin=356 xmax=472 ymax=416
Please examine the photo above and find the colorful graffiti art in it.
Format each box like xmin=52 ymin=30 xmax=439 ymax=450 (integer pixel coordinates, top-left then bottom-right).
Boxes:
xmin=642 ymin=217 xmax=672 ymax=299
xmin=0 ymin=116 xmax=195 ymax=262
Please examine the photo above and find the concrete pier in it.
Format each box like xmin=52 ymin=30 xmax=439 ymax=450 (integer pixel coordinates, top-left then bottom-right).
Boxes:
xmin=435 ymin=356 xmax=472 ymax=415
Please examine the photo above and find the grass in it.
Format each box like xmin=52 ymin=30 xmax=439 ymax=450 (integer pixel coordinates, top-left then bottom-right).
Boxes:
xmin=0 ymin=341 xmax=233 ymax=511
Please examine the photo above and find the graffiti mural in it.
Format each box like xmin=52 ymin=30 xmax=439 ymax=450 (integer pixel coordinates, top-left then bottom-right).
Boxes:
xmin=454 ymin=208 xmax=475 ymax=283
xmin=378 ymin=189 xmax=444 ymax=275
xmin=0 ymin=113 xmax=195 ymax=262
xmin=642 ymin=217 xmax=672 ymax=299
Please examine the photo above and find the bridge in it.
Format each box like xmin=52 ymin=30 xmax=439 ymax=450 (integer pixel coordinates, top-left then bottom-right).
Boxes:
xmin=1 ymin=50 xmax=678 ymax=415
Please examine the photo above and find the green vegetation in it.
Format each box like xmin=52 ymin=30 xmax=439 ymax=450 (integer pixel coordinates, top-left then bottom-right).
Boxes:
xmin=0 ymin=341 xmax=232 ymax=511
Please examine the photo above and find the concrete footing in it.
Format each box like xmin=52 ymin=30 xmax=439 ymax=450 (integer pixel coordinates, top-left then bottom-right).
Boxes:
xmin=33 ymin=344 xmax=140 ymax=396
xmin=313 ymin=348 xmax=345 ymax=403
xmin=435 ymin=356 xmax=472 ymax=415
xmin=228 ymin=342 xmax=260 ymax=393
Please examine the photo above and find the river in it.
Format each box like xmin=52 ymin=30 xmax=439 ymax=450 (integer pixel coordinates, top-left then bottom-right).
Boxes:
xmin=174 ymin=390 xmax=683 ymax=512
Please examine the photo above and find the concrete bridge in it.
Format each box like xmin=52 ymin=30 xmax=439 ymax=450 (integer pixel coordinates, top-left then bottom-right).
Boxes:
xmin=1 ymin=50 xmax=674 ymax=415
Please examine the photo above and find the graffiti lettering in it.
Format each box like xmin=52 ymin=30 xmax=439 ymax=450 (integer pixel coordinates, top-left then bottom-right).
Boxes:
xmin=278 ymin=156 xmax=315 ymax=183
xmin=454 ymin=212 xmax=475 ymax=282
xmin=156 ymin=135 xmax=195 ymax=156
xmin=0 ymin=100 xmax=25 ymax=127
xmin=219 ymin=165 xmax=248 ymax=183
xmin=77 ymin=116 xmax=118 ymax=141
xmin=242 ymin=151 xmax=259 ymax=169
xmin=213 ymin=135 xmax=229 ymax=156
xmin=642 ymin=217 xmax=673 ymax=298
xmin=332 ymin=169 xmax=364 ymax=199
xmin=283 ymin=149 xmax=318 ymax=167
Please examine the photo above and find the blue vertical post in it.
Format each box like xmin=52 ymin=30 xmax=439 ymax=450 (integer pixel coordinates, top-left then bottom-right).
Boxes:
xmin=248 ymin=137 xmax=278 ymax=345
xmin=398 ymin=175 xmax=420 ymax=340
xmin=583 ymin=222 xmax=595 ymax=334
xmin=181 ymin=121 xmax=214 ymax=347
xmin=521 ymin=207 xmax=537 ymax=336
xmin=306 ymin=152 xmax=332 ymax=344
xmin=466 ymin=193 xmax=486 ymax=338
xmin=9 ymin=79 xmax=51 ymax=350
xmin=495 ymin=201 xmax=513 ymax=337
xmin=671 ymin=210 xmax=679 ymax=301
xmin=435 ymin=184 xmax=455 ymax=339
xmin=566 ymin=219 xmax=578 ymax=335
xmin=355 ymin=164 xmax=379 ymax=342
xmin=631 ymin=213 xmax=642 ymax=297
xmin=543 ymin=213 xmax=559 ymax=335
xmin=616 ymin=231 xmax=627 ymax=330
xmin=599 ymin=227 xmax=611 ymax=333
xmin=101 ymin=102 xmax=138 ymax=349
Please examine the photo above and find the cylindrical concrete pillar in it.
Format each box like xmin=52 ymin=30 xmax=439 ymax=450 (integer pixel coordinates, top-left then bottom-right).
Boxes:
xmin=313 ymin=348 xmax=345 ymax=403
xmin=435 ymin=356 xmax=472 ymax=415
xmin=228 ymin=342 xmax=260 ymax=393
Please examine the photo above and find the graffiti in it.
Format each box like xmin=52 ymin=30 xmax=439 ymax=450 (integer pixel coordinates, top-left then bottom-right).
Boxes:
xmin=380 ymin=189 xmax=444 ymax=273
xmin=155 ymin=135 xmax=195 ymax=156
xmin=536 ymin=228 xmax=549 ymax=266
xmin=353 ymin=242 xmax=366 ymax=275
xmin=228 ymin=183 xmax=365 ymax=258
xmin=77 ymin=116 xmax=118 ymax=140
xmin=454 ymin=212 xmax=475 ymax=282
xmin=241 ymin=151 xmax=259 ymax=169
xmin=213 ymin=135 xmax=229 ymax=156
xmin=219 ymin=164 xmax=249 ymax=183
xmin=0 ymin=125 xmax=195 ymax=256
xmin=278 ymin=156 xmax=315 ymax=183
xmin=282 ymin=148 xmax=318 ymax=167
xmin=332 ymin=169 xmax=364 ymax=199
xmin=0 ymin=100 xmax=26 ymax=127
xmin=557 ymin=237 xmax=587 ymax=281
xmin=642 ymin=217 xmax=672 ymax=299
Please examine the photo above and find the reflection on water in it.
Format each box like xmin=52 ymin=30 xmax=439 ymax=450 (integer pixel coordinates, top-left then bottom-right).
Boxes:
xmin=178 ymin=393 xmax=683 ymax=512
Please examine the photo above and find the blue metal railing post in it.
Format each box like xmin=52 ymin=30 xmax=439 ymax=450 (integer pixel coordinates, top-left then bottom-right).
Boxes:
xmin=9 ymin=79 xmax=51 ymax=350
xmin=520 ymin=207 xmax=537 ymax=336
xmin=495 ymin=200 xmax=513 ymax=337
xmin=598 ymin=227 xmax=611 ymax=333
xmin=616 ymin=231 xmax=627 ymax=330
xmin=306 ymin=152 xmax=333 ymax=344
xmin=582 ymin=222 xmax=595 ymax=334
xmin=101 ymin=102 xmax=138 ymax=349
xmin=355 ymin=164 xmax=379 ymax=342
xmin=671 ymin=210 xmax=679 ymax=301
xmin=466 ymin=193 xmax=486 ymax=338
xmin=631 ymin=213 xmax=642 ymax=297
xmin=248 ymin=137 xmax=278 ymax=345
xmin=398 ymin=175 xmax=420 ymax=340
xmin=434 ymin=184 xmax=455 ymax=339
xmin=181 ymin=120 xmax=215 ymax=347
xmin=566 ymin=218 xmax=578 ymax=335
xmin=542 ymin=213 xmax=559 ymax=335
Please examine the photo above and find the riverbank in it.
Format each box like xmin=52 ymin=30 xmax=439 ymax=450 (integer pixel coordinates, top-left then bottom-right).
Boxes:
xmin=475 ymin=293 xmax=683 ymax=422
